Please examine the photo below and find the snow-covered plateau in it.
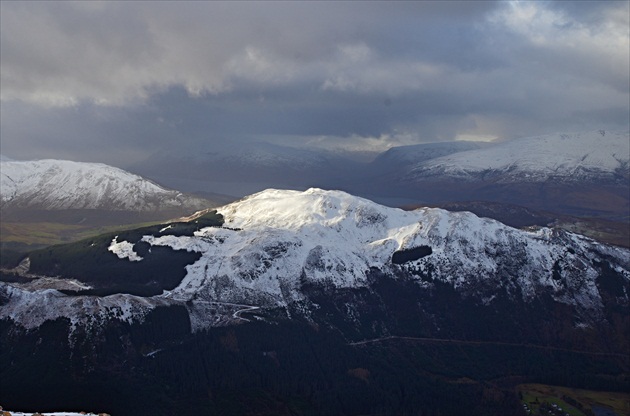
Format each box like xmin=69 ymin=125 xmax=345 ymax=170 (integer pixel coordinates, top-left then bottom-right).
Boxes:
xmin=0 ymin=158 xmax=209 ymax=211
xmin=405 ymin=130 xmax=630 ymax=182
xmin=1 ymin=188 xmax=629 ymax=333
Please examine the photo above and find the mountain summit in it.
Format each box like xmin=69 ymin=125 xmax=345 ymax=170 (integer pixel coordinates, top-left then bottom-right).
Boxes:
xmin=3 ymin=188 xmax=628 ymax=336
xmin=0 ymin=158 xmax=210 ymax=212
xmin=406 ymin=130 xmax=630 ymax=183
xmin=2 ymin=188 xmax=628 ymax=415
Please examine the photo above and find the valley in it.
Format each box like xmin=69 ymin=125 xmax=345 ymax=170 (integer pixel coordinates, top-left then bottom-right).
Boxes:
xmin=517 ymin=384 xmax=630 ymax=416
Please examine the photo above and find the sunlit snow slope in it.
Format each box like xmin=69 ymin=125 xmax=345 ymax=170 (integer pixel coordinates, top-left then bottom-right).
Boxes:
xmin=3 ymin=188 xmax=628 ymax=332
xmin=407 ymin=130 xmax=630 ymax=182
xmin=0 ymin=158 xmax=208 ymax=211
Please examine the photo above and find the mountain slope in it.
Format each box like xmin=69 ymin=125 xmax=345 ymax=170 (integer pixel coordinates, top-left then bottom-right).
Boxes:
xmin=2 ymin=188 xmax=629 ymax=415
xmin=0 ymin=158 xmax=211 ymax=211
xmin=2 ymin=188 xmax=628 ymax=335
xmin=0 ymin=158 xmax=223 ymax=249
xmin=406 ymin=130 xmax=630 ymax=183
xmin=351 ymin=130 xmax=630 ymax=221
xmin=133 ymin=141 xmax=361 ymax=197
xmin=369 ymin=140 xmax=487 ymax=173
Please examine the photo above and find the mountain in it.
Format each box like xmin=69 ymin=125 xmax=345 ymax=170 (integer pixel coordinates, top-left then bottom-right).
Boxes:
xmin=2 ymin=191 xmax=628 ymax=414
xmin=128 ymin=130 xmax=629 ymax=225
xmin=133 ymin=141 xmax=360 ymax=197
xmin=406 ymin=130 xmax=629 ymax=183
xmin=2 ymin=188 xmax=627 ymax=335
xmin=0 ymin=158 xmax=211 ymax=212
xmin=404 ymin=200 xmax=630 ymax=248
xmin=0 ymin=158 xmax=225 ymax=249
xmin=369 ymin=140 xmax=488 ymax=174
xmin=354 ymin=130 xmax=630 ymax=221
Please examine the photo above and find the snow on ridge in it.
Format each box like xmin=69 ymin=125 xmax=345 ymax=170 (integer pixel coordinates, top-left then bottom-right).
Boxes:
xmin=0 ymin=158 xmax=207 ymax=211
xmin=406 ymin=130 xmax=630 ymax=181
xmin=0 ymin=283 xmax=175 ymax=331
xmin=2 ymin=188 xmax=628 ymax=331
xmin=159 ymin=188 xmax=623 ymax=310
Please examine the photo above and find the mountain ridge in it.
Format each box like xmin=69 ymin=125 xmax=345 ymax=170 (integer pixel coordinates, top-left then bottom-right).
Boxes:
xmin=405 ymin=130 xmax=630 ymax=183
xmin=1 ymin=158 xmax=212 ymax=212
xmin=2 ymin=188 xmax=628 ymax=337
xmin=2 ymin=187 xmax=628 ymax=415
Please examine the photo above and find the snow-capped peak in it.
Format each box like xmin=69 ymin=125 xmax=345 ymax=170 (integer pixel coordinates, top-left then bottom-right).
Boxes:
xmin=0 ymin=158 xmax=208 ymax=211
xmin=219 ymin=188 xmax=403 ymax=232
xmin=2 ymin=188 xmax=628 ymax=332
xmin=150 ymin=188 xmax=626 ymax=312
xmin=406 ymin=130 xmax=630 ymax=182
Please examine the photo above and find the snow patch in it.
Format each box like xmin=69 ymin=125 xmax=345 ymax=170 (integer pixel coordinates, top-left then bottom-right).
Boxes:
xmin=108 ymin=236 xmax=143 ymax=261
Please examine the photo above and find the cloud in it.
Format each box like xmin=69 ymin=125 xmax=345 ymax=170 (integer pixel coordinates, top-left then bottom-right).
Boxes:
xmin=488 ymin=1 xmax=629 ymax=92
xmin=0 ymin=1 xmax=502 ymax=105
xmin=0 ymin=1 xmax=628 ymax=165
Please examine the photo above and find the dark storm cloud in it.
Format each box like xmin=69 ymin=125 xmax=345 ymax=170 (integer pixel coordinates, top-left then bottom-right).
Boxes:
xmin=1 ymin=1 xmax=628 ymax=164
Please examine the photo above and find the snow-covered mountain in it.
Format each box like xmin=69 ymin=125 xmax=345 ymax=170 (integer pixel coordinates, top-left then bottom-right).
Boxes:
xmin=2 ymin=188 xmax=628 ymax=333
xmin=369 ymin=141 xmax=487 ymax=172
xmin=405 ymin=130 xmax=630 ymax=183
xmin=0 ymin=158 xmax=210 ymax=212
xmin=133 ymin=141 xmax=359 ymax=197
xmin=2 ymin=188 xmax=628 ymax=414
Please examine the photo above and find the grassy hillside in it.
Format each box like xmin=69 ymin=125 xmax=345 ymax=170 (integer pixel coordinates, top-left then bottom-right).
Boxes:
xmin=0 ymin=220 xmax=163 ymax=247
xmin=518 ymin=383 xmax=630 ymax=416
xmin=2 ymin=211 xmax=224 ymax=296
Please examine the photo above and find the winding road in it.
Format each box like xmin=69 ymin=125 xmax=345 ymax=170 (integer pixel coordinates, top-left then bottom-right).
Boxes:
xmin=349 ymin=335 xmax=630 ymax=358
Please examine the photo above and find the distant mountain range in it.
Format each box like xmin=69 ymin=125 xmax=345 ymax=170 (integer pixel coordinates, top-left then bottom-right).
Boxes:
xmin=130 ymin=130 xmax=630 ymax=220
xmin=133 ymin=141 xmax=361 ymax=197
xmin=5 ymin=130 xmax=626 ymax=211
xmin=404 ymin=130 xmax=629 ymax=183
xmin=359 ymin=130 xmax=630 ymax=220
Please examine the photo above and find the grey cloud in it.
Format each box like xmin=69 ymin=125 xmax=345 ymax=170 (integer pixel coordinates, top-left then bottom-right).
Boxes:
xmin=0 ymin=1 xmax=532 ymax=103
xmin=0 ymin=1 xmax=628 ymax=165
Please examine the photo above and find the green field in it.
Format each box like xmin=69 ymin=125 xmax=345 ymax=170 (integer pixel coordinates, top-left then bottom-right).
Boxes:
xmin=518 ymin=383 xmax=630 ymax=416
xmin=0 ymin=220 xmax=162 ymax=247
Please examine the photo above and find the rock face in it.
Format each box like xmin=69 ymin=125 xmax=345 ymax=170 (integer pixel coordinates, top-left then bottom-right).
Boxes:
xmin=0 ymin=158 xmax=210 ymax=212
xmin=2 ymin=188 xmax=628 ymax=340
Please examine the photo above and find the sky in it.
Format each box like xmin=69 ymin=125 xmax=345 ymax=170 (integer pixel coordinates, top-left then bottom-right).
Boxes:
xmin=1 ymin=0 xmax=629 ymax=167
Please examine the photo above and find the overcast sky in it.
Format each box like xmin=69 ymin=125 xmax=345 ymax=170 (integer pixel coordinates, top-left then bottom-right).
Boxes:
xmin=1 ymin=1 xmax=628 ymax=167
